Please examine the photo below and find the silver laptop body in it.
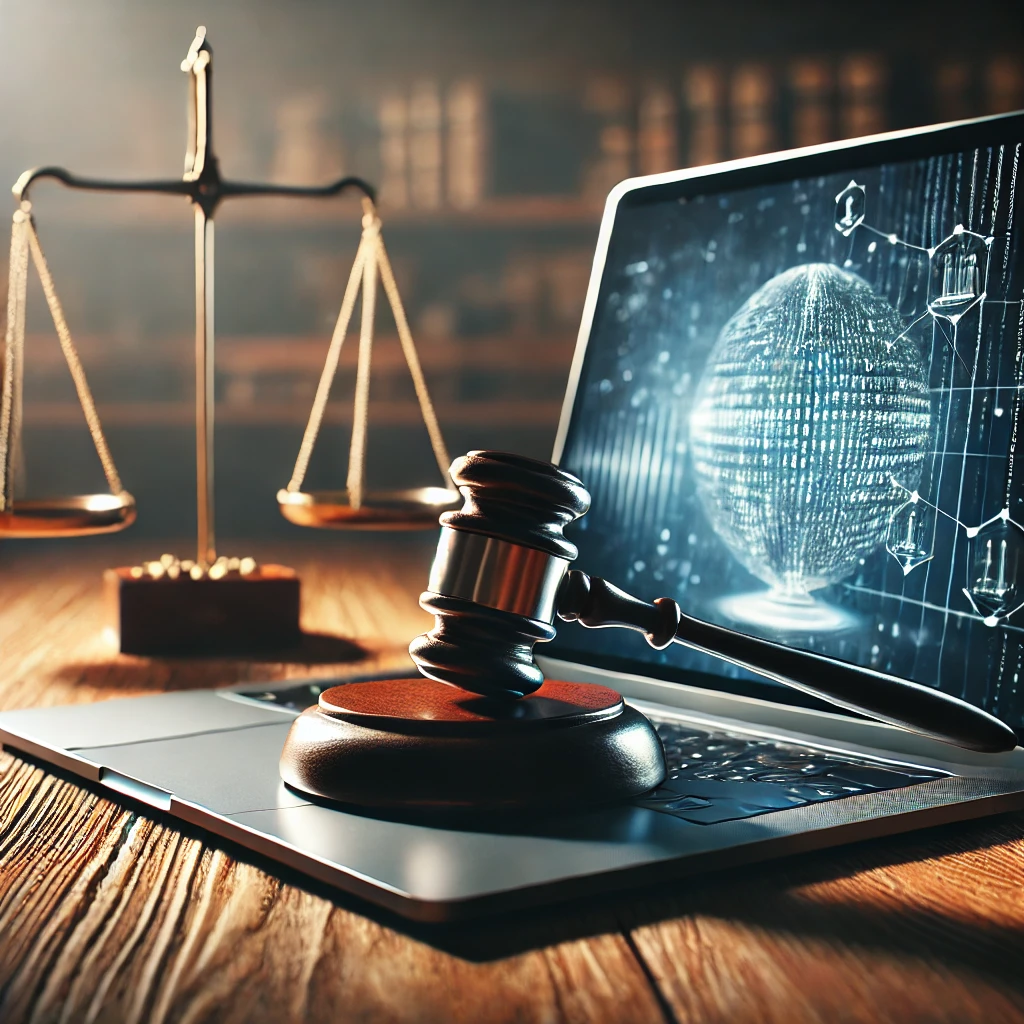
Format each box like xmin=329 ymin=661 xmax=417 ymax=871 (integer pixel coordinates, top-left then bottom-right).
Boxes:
xmin=3 ymin=111 xmax=1023 ymax=921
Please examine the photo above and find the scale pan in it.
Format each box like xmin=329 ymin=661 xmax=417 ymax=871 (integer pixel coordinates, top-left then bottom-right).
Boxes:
xmin=0 ymin=492 xmax=137 ymax=538
xmin=278 ymin=486 xmax=459 ymax=530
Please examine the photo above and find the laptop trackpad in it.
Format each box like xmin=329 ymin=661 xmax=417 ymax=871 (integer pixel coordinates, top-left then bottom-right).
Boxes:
xmin=77 ymin=722 xmax=307 ymax=815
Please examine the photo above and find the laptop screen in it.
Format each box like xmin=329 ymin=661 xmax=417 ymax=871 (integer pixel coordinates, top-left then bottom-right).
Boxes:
xmin=550 ymin=115 xmax=1024 ymax=734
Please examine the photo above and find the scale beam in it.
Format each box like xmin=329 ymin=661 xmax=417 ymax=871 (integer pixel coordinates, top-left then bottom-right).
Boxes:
xmin=12 ymin=165 xmax=375 ymax=208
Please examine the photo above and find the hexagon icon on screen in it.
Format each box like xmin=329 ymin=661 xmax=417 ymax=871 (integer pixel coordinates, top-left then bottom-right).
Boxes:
xmin=928 ymin=227 xmax=991 ymax=323
xmin=834 ymin=181 xmax=865 ymax=236
xmin=962 ymin=510 xmax=1024 ymax=626
xmin=886 ymin=498 xmax=934 ymax=575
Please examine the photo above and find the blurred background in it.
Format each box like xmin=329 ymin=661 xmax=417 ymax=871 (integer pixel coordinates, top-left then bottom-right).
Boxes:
xmin=1 ymin=0 xmax=1022 ymax=544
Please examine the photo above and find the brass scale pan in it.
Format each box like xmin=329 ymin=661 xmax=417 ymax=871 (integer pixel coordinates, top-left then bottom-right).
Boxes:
xmin=275 ymin=198 xmax=458 ymax=532
xmin=0 ymin=204 xmax=137 ymax=540
xmin=0 ymin=493 xmax=136 ymax=538
xmin=278 ymin=487 xmax=458 ymax=531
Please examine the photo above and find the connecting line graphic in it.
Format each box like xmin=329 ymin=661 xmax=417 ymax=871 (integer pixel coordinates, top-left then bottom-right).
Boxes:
xmin=931 ymin=318 xmax=972 ymax=373
xmin=888 ymin=474 xmax=1023 ymax=627
xmin=889 ymin=308 xmax=964 ymax=367
xmin=834 ymin=180 xmax=998 ymax=372
xmin=858 ymin=222 xmax=932 ymax=254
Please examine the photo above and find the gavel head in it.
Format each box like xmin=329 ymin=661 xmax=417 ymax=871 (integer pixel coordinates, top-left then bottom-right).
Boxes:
xmin=409 ymin=451 xmax=590 ymax=700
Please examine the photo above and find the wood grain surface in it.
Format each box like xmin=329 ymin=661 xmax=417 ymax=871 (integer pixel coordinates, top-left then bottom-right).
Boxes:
xmin=1 ymin=536 xmax=1023 ymax=1024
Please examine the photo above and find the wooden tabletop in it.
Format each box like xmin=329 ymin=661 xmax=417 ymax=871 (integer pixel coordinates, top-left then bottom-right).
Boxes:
xmin=1 ymin=536 xmax=1023 ymax=1024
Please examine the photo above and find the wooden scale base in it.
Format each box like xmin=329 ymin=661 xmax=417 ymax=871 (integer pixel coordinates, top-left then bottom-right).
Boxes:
xmin=279 ymin=677 xmax=666 ymax=812
xmin=105 ymin=565 xmax=301 ymax=655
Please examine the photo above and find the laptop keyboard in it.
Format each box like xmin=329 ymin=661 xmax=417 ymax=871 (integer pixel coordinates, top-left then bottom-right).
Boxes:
xmin=234 ymin=683 xmax=949 ymax=824
xmin=636 ymin=716 xmax=947 ymax=824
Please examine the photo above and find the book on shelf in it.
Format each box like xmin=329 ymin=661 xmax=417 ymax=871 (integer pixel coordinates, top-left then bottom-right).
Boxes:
xmin=789 ymin=60 xmax=834 ymax=149
xmin=581 ymin=77 xmax=634 ymax=202
xmin=637 ymin=85 xmax=678 ymax=176
xmin=378 ymin=92 xmax=410 ymax=209
xmin=684 ymin=66 xmax=725 ymax=167
xmin=838 ymin=55 xmax=886 ymax=140
xmin=986 ymin=57 xmax=1024 ymax=115
xmin=730 ymin=64 xmax=776 ymax=159
xmin=409 ymin=79 xmax=444 ymax=210
xmin=446 ymin=80 xmax=487 ymax=210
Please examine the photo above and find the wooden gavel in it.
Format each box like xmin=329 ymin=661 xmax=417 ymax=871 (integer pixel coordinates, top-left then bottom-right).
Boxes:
xmin=411 ymin=451 xmax=1016 ymax=753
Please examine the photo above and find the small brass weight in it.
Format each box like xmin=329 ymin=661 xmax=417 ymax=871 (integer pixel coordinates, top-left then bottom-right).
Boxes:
xmin=5 ymin=27 xmax=455 ymax=654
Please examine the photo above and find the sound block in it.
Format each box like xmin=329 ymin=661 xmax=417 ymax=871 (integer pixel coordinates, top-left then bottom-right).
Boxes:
xmin=279 ymin=677 xmax=666 ymax=812
xmin=105 ymin=564 xmax=301 ymax=655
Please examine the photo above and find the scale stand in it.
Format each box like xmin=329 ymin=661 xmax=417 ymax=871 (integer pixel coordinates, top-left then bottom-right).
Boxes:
xmin=11 ymin=27 xmax=381 ymax=654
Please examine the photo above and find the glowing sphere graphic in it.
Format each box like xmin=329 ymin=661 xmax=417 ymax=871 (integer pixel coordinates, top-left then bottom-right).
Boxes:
xmin=689 ymin=264 xmax=930 ymax=626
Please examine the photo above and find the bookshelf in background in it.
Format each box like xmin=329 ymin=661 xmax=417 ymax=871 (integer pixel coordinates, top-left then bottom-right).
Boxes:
xmin=23 ymin=50 xmax=1013 ymax=230
xmin=22 ymin=51 xmax=1024 ymax=229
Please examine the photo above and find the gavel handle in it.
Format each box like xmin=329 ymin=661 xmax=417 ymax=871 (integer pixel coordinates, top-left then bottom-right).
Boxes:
xmin=556 ymin=570 xmax=1017 ymax=753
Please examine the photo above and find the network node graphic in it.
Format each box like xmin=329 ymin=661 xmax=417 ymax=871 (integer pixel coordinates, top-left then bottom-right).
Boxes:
xmin=829 ymin=176 xmax=1021 ymax=630
xmin=690 ymin=263 xmax=931 ymax=632
xmin=927 ymin=226 xmax=992 ymax=324
xmin=963 ymin=509 xmax=1024 ymax=626
xmin=886 ymin=494 xmax=934 ymax=575
xmin=834 ymin=192 xmax=998 ymax=370
xmin=834 ymin=181 xmax=866 ymax=236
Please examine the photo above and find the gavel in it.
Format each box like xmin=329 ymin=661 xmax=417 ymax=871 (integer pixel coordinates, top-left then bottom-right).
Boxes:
xmin=280 ymin=451 xmax=1016 ymax=815
xmin=412 ymin=450 xmax=1015 ymax=752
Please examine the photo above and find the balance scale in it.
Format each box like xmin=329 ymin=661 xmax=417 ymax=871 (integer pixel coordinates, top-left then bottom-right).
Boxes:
xmin=1 ymin=27 xmax=458 ymax=654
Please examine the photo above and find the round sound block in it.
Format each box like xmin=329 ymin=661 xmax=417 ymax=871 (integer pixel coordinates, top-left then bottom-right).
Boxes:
xmin=279 ymin=677 xmax=666 ymax=812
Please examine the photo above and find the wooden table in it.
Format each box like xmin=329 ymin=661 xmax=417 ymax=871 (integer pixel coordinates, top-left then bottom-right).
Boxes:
xmin=1 ymin=537 xmax=1023 ymax=1024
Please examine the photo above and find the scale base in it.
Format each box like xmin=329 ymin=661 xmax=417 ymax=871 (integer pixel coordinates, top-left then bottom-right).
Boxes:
xmin=105 ymin=564 xmax=301 ymax=655
xmin=279 ymin=677 xmax=665 ymax=813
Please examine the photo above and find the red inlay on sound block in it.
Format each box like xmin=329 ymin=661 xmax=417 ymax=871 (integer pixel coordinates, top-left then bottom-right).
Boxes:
xmin=318 ymin=677 xmax=622 ymax=730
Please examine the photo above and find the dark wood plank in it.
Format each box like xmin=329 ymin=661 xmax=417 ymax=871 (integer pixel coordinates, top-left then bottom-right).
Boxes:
xmin=0 ymin=540 xmax=667 ymax=1024
xmin=628 ymin=817 xmax=1024 ymax=1024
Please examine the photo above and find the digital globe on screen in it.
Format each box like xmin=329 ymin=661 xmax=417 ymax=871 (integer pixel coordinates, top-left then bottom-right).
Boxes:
xmin=689 ymin=263 xmax=931 ymax=632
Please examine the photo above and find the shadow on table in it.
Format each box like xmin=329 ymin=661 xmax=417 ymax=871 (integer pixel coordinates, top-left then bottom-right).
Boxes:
xmin=239 ymin=631 xmax=367 ymax=665
xmin=52 ymin=631 xmax=368 ymax=690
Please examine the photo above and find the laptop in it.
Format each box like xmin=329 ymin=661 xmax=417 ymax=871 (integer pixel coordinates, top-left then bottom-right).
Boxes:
xmin=3 ymin=111 xmax=1024 ymax=922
